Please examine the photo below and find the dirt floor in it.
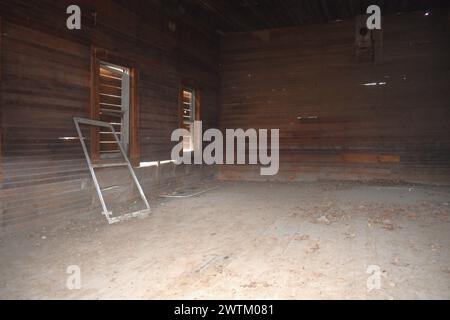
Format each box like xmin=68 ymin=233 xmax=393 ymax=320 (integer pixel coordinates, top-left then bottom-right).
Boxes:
xmin=1 ymin=181 xmax=450 ymax=300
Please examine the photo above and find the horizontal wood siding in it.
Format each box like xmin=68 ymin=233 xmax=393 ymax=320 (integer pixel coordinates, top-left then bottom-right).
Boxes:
xmin=0 ymin=0 xmax=220 ymax=228
xmin=219 ymin=11 xmax=450 ymax=184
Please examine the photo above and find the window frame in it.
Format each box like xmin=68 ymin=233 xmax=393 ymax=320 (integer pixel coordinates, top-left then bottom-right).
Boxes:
xmin=90 ymin=47 xmax=140 ymax=166
xmin=179 ymin=85 xmax=201 ymax=154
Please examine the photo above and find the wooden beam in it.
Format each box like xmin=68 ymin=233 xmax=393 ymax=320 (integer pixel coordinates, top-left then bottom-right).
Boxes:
xmin=129 ymin=67 xmax=140 ymax=167
xmin=90 ymin=47 xmax=100 ymax=161
xmin=0 ymin=15 xmax=3 ymax=184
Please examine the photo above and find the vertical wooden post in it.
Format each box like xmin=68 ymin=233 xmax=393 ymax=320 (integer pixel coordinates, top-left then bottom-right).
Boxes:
xmin=129 ymin=67 xmax=140 ymax=167
xmin=0 ymin=16 xmax=3 ymax=184
xmin=90 ymin=47 xmax=100 ymax=161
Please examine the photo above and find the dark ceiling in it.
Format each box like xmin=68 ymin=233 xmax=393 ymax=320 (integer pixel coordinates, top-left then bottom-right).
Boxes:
xmin=163 ymin=0 xmax=450 ymax=33
xmin=117 ymin=0 xmax=450 ymax=35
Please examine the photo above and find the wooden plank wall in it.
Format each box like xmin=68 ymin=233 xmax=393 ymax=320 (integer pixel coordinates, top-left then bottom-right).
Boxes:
xmin=219 ymin=11 xmax=450 ymax=184
xmin=0 ymin=0 xmax=220 ymax=228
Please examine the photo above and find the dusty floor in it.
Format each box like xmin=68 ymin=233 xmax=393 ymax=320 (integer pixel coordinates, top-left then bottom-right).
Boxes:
xmin=1 ymin=181 xmax=450 ymax=300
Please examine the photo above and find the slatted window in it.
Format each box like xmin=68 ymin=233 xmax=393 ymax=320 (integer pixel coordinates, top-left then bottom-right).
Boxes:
xmin=181 ymin=88 xmax=195 ymax=152
xmin=97 ymin=62 xmax=130 ymax=157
